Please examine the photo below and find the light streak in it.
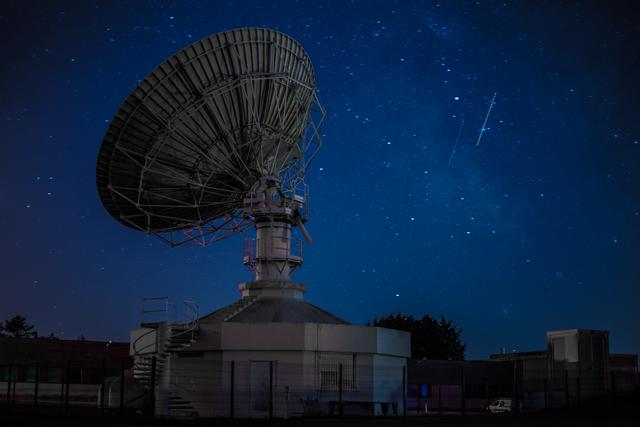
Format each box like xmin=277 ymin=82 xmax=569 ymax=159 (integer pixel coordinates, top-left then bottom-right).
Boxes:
xmin=476 ymin=92 xmax=497 ymax=147
xmin=448 ymin=114 xmax=465 ymax=165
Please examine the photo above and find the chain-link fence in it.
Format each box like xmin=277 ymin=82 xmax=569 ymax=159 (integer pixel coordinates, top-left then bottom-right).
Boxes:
xmin=0 ymin=358 xmax=406 ymax=419
xmin=0 ymin=359 xmax=134 ymax=415
xmin=1 ymin=360 xmax=637 ymax=419
xmin=407 ymin=365 xmax=639 ymax=415
xmin=152 ymin=359 xmax=406 ymax=418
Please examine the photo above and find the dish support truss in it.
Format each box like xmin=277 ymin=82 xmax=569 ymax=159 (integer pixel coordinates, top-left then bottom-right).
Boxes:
xmin=109 ymin=75 xmax=325 ymax=248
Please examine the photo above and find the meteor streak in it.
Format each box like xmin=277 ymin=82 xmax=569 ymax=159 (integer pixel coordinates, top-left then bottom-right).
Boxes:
xmin=476 ymin=92 xmax=497 ymax=147
xmin=448 ymin=114 xmax=465 ymax=165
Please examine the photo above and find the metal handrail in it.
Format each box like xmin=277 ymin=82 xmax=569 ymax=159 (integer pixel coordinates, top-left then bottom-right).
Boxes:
xmin=134 ymin=299 xmax=200 ymax=357
xmin=168 ymin=379 xmax=195 ymax=396
xmin=141 ymin=297 xmax=177 ymax=324
xmin=183 ymin=300 xmax=199 ymax=324
xmin=132 ymin=328 xmax=158 ymax=356
xmin=182 ymin=300 xmax=199 ymax=342
xmin=244 ymin=236 xmax=303 ymax=259
xmin=132 ymin=298 xmax=201 ymax=395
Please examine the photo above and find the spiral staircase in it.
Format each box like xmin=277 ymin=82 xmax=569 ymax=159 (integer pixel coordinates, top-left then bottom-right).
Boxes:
xmin=131 ymin=299 xmax=200 ymax=418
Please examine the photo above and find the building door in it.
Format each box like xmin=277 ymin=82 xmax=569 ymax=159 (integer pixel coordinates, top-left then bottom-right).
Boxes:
xmin=250 ymin=361 xmax=272 ymax=417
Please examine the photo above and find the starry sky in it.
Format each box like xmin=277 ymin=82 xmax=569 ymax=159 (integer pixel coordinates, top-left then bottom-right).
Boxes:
xmin=1 ymin=0 xmax=639 ymax=360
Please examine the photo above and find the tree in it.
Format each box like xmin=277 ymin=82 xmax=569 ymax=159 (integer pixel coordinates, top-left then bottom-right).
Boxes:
xmin=371 ymin=313 xmax=465 ymax=360
xmin=0 ymin=315 xmax=37 ymax=338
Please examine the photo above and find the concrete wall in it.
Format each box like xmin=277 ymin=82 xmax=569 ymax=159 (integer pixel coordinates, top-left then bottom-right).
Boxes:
xmin=372 ymin=353 xmax=405 ymax=413
xmin=131 ymin=321 xmax=409 ymax=418
xmin=218 ymin=322 xmax=409 ymax=358
xmin=166 ymin=347 xmax=407 ymax=418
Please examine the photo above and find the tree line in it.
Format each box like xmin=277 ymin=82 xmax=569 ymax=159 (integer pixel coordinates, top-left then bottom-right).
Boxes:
xmin=371 ymin=313 xmax=465 ymax=360
xmin=2 ymin=312 xmax=466 ymax=360
xmin=0 ymin=315 xmax=60 ymax=339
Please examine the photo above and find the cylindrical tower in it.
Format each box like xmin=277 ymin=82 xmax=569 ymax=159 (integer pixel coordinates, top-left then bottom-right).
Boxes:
xmin=254 ymin=221 xmax=302 ymax=281
xmin=240 ymin=177 xmax=308 ymax=299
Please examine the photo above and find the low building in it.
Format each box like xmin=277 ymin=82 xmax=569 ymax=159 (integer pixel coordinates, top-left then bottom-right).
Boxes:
xmin=0 ymin=336 xmax=131 ymax=406
xmin=407 ymin=359 xmax=514 ymax=412
xmin=130 ymin=285 xmax=410 ymax=418
xmin=408 ymin=329 xmax=638 ymax=412
xmin=0 ymin=336 xmax=130 ymax=383
xmin=610 ymin=353 xmax=639 ymax=394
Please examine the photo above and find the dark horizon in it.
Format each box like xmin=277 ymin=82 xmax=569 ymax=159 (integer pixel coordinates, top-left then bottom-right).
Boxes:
xmin=1 ymin=0 xmax=639 ymax=360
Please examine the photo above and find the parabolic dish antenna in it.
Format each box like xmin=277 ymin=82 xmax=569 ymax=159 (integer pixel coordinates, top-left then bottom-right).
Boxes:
xmin=97 ymin=28 xmax=324 ymax=249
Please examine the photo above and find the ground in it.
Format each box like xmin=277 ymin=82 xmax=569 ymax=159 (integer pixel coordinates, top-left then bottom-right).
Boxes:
xmin=1 ymin=407 xmax=639 ymax=427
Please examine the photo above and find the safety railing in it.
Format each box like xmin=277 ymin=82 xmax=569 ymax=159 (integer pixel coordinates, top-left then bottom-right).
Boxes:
xmin=242 ymin=236 xmax=303 ymax=264
xmin=141 ymin=297 xmax=176 ymax=325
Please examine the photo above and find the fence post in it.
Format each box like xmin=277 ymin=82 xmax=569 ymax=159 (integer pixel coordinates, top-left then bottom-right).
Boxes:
xmin=5 ymin=364 xmax=11 ymax=409
xmin=100 ymin=358 xmax=106 ymax=416
xmin=338 ymin=364 xmax=343 ymax=421
xmin=460 ymin=365 xmax=465 ymax=416
xmin=402 ymin=365 xmax=407 ymax=419
xmin=150 ymin=357 xmax=156 ymax=419
xmin=513 ymin=362 xmax=519 ymax=413
xmin=11 ymin=370 xmax=16 ymax=408
xmin=119 ymin=358 xmax=125 ymax=416
xmin=438 ymin=384 xmax=442 ymax=416
xmin=269 ymin=360 xmax=273 ymax=421
xmin=34 ymin=361 xmax=40 ymax=406
xmin=576 ymin=377 xmax=580 ymax=407
xmin=485 ymin=381 xmax=490 ymax=413
xmin=60 ymin=365 xmax=65 ymax=407
xmin=610 ymin=371 xmax=616 ymax=408
xmin=229 ymin=360 xmax=234 ymax=419
xmin=564 ymin=369 xmax=569 ymax=408
xmin=544 ymin=378 xmax=548 ymax=409
xmin=65 ymin=360 xmax=71 ymax=412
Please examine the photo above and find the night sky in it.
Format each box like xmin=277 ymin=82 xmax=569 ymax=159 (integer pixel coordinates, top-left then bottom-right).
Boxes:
xmin=1 ymin=0 xmax=639 ymax=360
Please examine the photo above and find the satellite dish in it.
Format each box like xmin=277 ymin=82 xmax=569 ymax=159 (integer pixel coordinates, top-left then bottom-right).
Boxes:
xmin=96 ymin=28 xmax=324 ymax=259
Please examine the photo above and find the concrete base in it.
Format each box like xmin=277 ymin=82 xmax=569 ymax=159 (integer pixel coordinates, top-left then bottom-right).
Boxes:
xmin=239 ymin=280 xmax=306 ymax=299
xmin=130 ymin=296 xmax=410 ymax=418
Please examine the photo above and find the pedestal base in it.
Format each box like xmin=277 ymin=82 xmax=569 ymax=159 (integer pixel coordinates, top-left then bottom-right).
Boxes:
xmin=239 ymin=280 xmax=306 ymax=299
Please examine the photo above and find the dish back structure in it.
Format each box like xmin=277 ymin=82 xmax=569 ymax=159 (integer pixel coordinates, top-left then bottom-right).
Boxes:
xmin=97 ymin=28 xmax=324 ymax=284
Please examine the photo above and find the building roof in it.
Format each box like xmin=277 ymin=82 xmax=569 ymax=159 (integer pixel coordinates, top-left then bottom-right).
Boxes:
xmin=489 ymin=350 xmax=548 ymax=361
xmin=408 ymin=359 xmax=514 ymax=384
xmin=0 ymin=337 xmax=130 ymax=366
xmin=546 ymin=329 xmax=609 ymax=336
xmin=610 ymin=353 xmax=639 ymax=370
xmin=219 ymin=297 xmax=349 ymax=324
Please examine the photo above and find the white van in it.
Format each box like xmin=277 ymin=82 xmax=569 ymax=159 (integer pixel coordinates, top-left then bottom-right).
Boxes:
xmin=487 ymin=398 xmax=512 ymax=413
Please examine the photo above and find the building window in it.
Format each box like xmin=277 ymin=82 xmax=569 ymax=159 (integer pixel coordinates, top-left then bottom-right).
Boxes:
xmin=318 ymin=352 xmax=357 ymax=391
xmin=320 ymin=370 xmax=338 ymax=389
